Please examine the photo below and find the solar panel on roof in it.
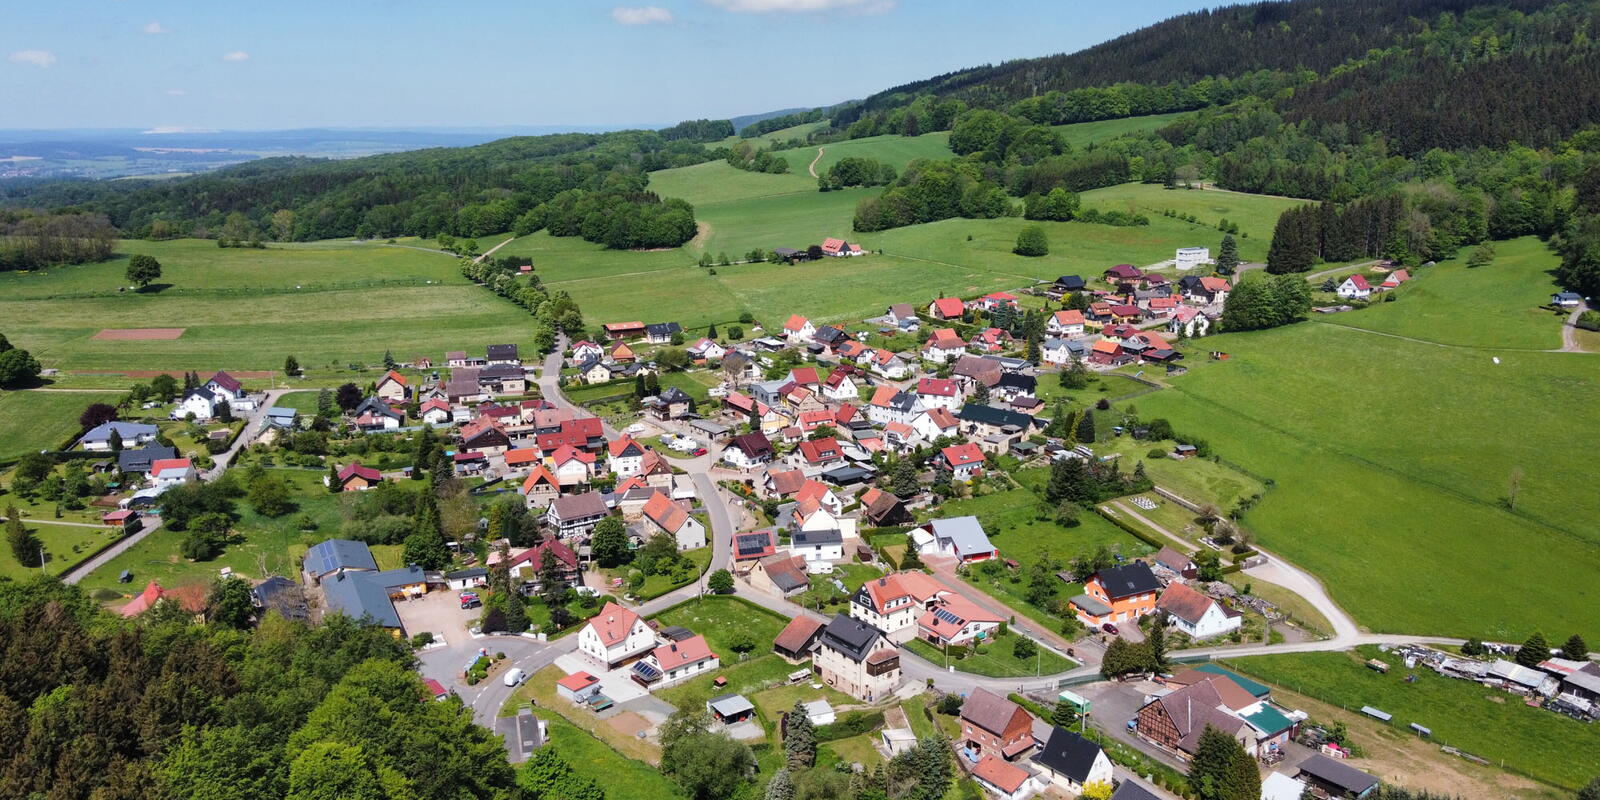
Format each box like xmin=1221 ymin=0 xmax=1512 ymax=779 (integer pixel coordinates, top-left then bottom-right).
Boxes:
xmin=933 ymin=608 xmax=962 ymax=625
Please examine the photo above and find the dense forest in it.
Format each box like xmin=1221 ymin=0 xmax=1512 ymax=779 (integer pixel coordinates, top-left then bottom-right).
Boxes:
xmin=0 ymin=576 xmax=520 ymax=800
xmin=0 ymin=209 xmax=117 ymax=271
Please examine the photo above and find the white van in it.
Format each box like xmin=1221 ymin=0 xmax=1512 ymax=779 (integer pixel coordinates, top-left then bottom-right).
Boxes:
xmin=503 ymin=667 xmax=526 ymax=687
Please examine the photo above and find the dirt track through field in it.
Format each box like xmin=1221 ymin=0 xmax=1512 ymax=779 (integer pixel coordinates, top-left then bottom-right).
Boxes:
xmin=91 ymin=328 xmax=185 ymax=340
xmin=807 ymin=147 xmax=825 ymax=178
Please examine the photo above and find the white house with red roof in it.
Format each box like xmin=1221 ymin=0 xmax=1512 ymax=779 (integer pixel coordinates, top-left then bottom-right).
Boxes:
xmin=783 ymin=314 xmax=816 ymax=344
xmin=570 ymin=340 xmax=604 ymax=363
xmin=794 ymin=480 xmax=844 ymax=516
xmin=929 ymin=297 xmax=966 ymax=320
xmin=1047 ymin=309 xmax=1086 ymax=337
xmin=150 ymin=458 xmax=196 ymax=489
xmin=794 ymin=437 xmax=846 ymax=472
xmin=971 ymin=755 xmax=1040 ymax=800
xmin=938 ymin=442 xmax=986 ymax=481
xmin=1168 ymin=306 xmax=1213 ymax=338
xmin=555 ymin=671 xmax=602 ymax=703
xmin=869 ymin=348 xmax=912 ymax=379
xmin=637 ymin=634 xmax=720 ymax=688
xmin=687 ymin=338 xmax=727 ymax=361
xmin=519 ymin=466 xmax=561 ymax=509
xmin=1380 ymin=269 xmax=1410 ymax=289
xmin=375 ymin=370 xmax=408 ymax=403
xmin=820 ymin=237 xmax=863 ymax=257
xmin=914 ymin=377 xmax=962 ymax=410
xmin=203 ymin=371 xmax=257 ymax=411
xmin=607 ymin=435 xmax=648 ymax=477
xmin=642 ymin=491 xmax=707 ymax=551
xmin=849 ymin=571 xmax=950 ymax=642
xmin=917 ymin=592 xmax=1004 ymax=647
xmin=548 ymin=445 xmax=597 ymax=486
xmin=1337 ymin=274 xmax=1373 ymax=300
xmin=577 ymin=602 xmax=655 ymax=668
xmin=419 ymin=398 xmax=453 ymax=426
xmin=922 ymin=329 xmax=968 ymax=364
xmin=976 ymin=292 xmax=1019 ymax=312
xmin=822 ymin=368 xmax=862 ymax=401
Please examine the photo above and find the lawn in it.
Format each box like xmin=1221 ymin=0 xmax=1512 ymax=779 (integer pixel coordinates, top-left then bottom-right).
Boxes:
xmin=648 ymin=596 xmax=788 ymax=661
xmin=0 ymin=520 xmax=116 ymax=580
xmin=1080 ymin=182 xmax=1306 ymax=248
xmin=1049 ymin=112 xmax=1194 ymax=149
xmin=771 ymin=131 xmax=955 ymax=176
xmin=519 ymin=666 xmax=663 ymax=765
xmin=621 ymin=546 xmax=712 ymax=600
xmin=824 ymin=733 xmax=885 ymax=767
xmin=0 ymin=389 xmax=127 ymax=461
xmin=1319 ymin=236 xmax=1568 ymax=350
xmin=1132 ymin=315 xmax=1600 ymax=638
xmin=0 ymin=239 xmax=536 ymax=372
xmin=748 ymin=680 xmax=856 ymax=724
xmin=1223 ymin=647 xmax=1600 ymax=791
xmin=528 ymin=712 xmax=684 ymax=799
xmin=76 ymin=468 xmax=349 ymax=597
xmin=692 ymin=187 xmax=868 ymax=257
xmin=656 ymin=652 xmax=796 ymax=712
xmin=1091 ymin=434 xmax=1267 ymax=510
xmin=904 ymin=632 xmax=1074 ymax=679
xmin=648 ymin=159 xmax=813 ymax=207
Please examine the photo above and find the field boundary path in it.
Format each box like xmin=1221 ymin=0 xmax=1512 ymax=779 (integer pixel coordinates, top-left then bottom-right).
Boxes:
xmin=62 ymin=515 xmax=162 ymax=584
xmin=475 ymin=236 xmax=516 ymax=264
xmin=1559 ymin=304 xmax=1589 ymax=352
xmin=807 ymin=147 xmax=825 ymax=178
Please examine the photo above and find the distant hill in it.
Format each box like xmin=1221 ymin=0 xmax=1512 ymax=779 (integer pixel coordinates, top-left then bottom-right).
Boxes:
xmin=728 ymin=108 xmax=814 ymax=133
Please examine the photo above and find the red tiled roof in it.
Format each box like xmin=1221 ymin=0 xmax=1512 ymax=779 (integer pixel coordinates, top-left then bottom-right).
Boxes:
xmin=607 ymin=435 xmax=644 ymax=458
xmin=507 ymin=538 xmax=578 ymax=572
xmin=1052 ymin=309 xmax=1085 ymax=326
xmin=973 ymin=756 xmax=1030 ymax=794
xmin=941 ymin=442 xmax=984 ymax=467
xmin=424 ymin=677 xmax=448 ymax=698
xmin=931 ymin=297 xmax=965 ymax=318
xmin=379 ymin=369 xmax=407 ymax=387
xmin=798 ymin=437 xmax=841 ymax=464
xmin=869 ymin=385 xmax=899 ymax=407
xmin=420 ymin=398 xmax=450 ymax=414
xmin=504 ymin=448 xmax=539 ymax=466
xmin=774 ymin=615 xmax=824 ymax=652
xmin=835 ymin=403 xmax=858 ymax=424
xmin=604 ymin=322 xmax=645 ymax=332
xmin=208 ymin=370 xmax=242 ymax=393
xmin=557 ymin=671 xmax=599 ymax=691
xmin=150 ymin=457 xmax=192 ymax=474
xmin=337 ymin=462 xmax=381 ymax=483
xmin=588 ymin=602 xmax=642 ymax=647
xmin=768 ymin=469 xmax=807 ymax=496
xmin=1199 ymin=276 xmax=1231 ymax=292
xmin=917 ymin=593 xmax=1001 ymax=638
xmin=520 ymin=466 xmax=559 ymax=493
xmin=642 ymin=491 xmax=690 ymax=533
xmin=924 ymin=407 xmax=958 ymax=428
xmin=784 ymin=314 xmax=810 ymax=332
xmin=551 ymin=444 xmax=596 ymax=465
xmin=917 ymin=377 xmax=958 ymax=397
xmin=790 ymin=367 xmax=820 ymax=386
xmin=651 ymin=634 xmax=715 ymax=668
xmin=1346 ymin=274 xmax=1371 ymax=290
xmin=927 ymin=328 xmax=965 ymax=348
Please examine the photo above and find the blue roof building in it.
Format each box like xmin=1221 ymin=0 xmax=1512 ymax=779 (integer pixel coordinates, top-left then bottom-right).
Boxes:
xmin=304 ymin=538 xmax=378 ymax=580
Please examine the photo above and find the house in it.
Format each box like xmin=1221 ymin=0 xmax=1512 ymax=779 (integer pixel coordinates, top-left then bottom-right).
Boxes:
xmin=820 ymin=237 xmax=863 ymax=257
xmin=1179 ymin=275 xmax=1231 ymax=305
xmin=645 ymin=322 xmax=683 ymax=344
xmin=351 ymin=397 xmax=404 ymax=431
xmin=519 ymin=466 xmax=561 ymax=509
xmin=793 ymin=480 xmax=844 ymax=517
xmin=1167 ymin=306 xmax=1213 ymax=338
xmin=1175 ymin=246 xmax=1211 ymax=270
xmin=887 ymin=303 xmax=918 ymax=324
xmin=1032 ymin=727 xmax=1113 ymax=796
xmin=707 ymin=693 xmax=756 ymax=725
xmin=150 ymin=457 xmax=197 ymax=489
xmin=304 ymin=538 xmax=379 ymax=582
xmin=545 ymin=492 xmax=610 ymax=538
xmin=1296 ymin=754 xmax=1379 ymax=799
xmin=1262 ymin=772 xmax=1308 ymax=800
xmin=607 ymin=341 xmax=636 ymax=363
xmin=116 ymin=444 xmax=177 ymax=475
xmin=607 ymin=436 xmax=648 ymax=477
xmin=504 ymin=538 xmax=582 ymax=592
xmin=994 ymin=373 xmax=1037 ymax=404
xmin=1054 ymin=275 xmax=1087 ymax=292
xmin=732 ymin=529 xmax=778 ymax=568
xmin=813 ymin=615 xmax=900 ymax=702
xmin=170 ymin=387 xmax=230 ymax=421
xmin=419 ymin=398 xmax=453 ymax=426
xmin=1151 ymin=546 xmax=1198 ymax=580
xmin=375 ymin=370 xmax=408 ymax=402
xmin=971 ymin=756 xmax=1038 ymax=800
xmin=322 ymin=565 xmax=427 ymax=636
xmin=797 ymin=437 xmax=846 ymax=471
xmin=783 ymin=315 xmax=817 ymax=344
xmin=1071 ymin=562 xmax=1161 ymax=627
xmin=484 ymin=343 xmax=520 ymax=365
xmin=773 ymin=616 xmax=825 ymax=662
xmin=910 ymin=406 xmax=961 ymax=441
xmin=750 ymin=554 xmax=811 ymax=597
xmin=724 ymin=432 xmax=776 ymax=469
xmin=503 ymin=447 xmax=541 ymax=474
xmin=460 ymin=419 xmax=512 ymax=455
xmin=1157 ymin=582 xmax=1243 ymax=639
xmin=642 ymin=492 xmax=707 ymax=551
xmin=578 ymin=358 xmax=614 ymax=385
xmin=779 ymin=383 xmax=824 ymax=415
xmin=445 ymin=351 xmax=473 ymax=368
xmin=929 ymin=297 xmax=967 ymax=320
xmin=578 ymin=602 xmax=656 ymax=667
xmin=634 ymin=633 xmax=719 ymax=688
xmin=821 ymin=368 xmax=862 ymax=402
xmin=688 ymin=338 xmax=727 ymax=361
xmin=1088 ymin=338 xmax=1128 ymax=367
xmin=957 ymin=404 xmax=1038 ymax=447
xmin=119 ymin=580 xmax=209 ymax=619
xmin=867 ymin=386 xmax=923 ymax=426
xmin=1047 ymin=309 xmax=1086 ymax=338
xmin=547 ymin=446 xmax=597 ymax=486
xmin=603 ymin=321 xmax=647 ymax=341
xmin=477 ymin=363 xmax=528 ymax=395
xmin=1380 ymin=269 xmax=1410 ymax=289
xmin=444 ymin=567 xmax=489 ymax=591
xmin=570 ymin=340 xmax=604 ymax=363
xmin=445 ymin=369 xmax=488 ymax=403
xmin=923 ymin=329 xmax=968 ymax=363
xmin=951 ymin=355 xmax=1003 ymax=389
xmin=850 ymin=571 xmax=949 ymax=642
xmin=1041 ymin=337 xmax=1087 ymax=366
xmin=915 ymin=377 xmax=962 ymax=410
xmin=1553 ymin=291 xmax=1584 ymax=308
xmin=1134 ymin=677 xmax=1258 ymax=760
xmin=1337 ymin=275 xmax=1373 ymax=300
xmin=791 ymin=529 xmax=845 ymax=573
xmin=333 ymin=462 xmax=383 ymax=492
xmin=859 ymin=487 xmax=912 ymax=527
xmin=916 ymin=592 xmax=1003 ymax=647
xmin=912 ymin=516 xmax=997 ymax=563
xmin=202 ymin=369 xmax=248 ymax=403
xmin=960 ymin=688 xmax=1035 ymax=762
xmin=939 ymin=442 xmax=986 ymax=481
xmin=1104 ymin=264 xmax=1142 ymax=283
xmin=556 ymin=671 xmax=602 ymax=704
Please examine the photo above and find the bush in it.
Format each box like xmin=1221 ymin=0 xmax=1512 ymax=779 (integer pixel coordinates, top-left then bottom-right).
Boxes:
xmin=411 ymin=631 xmax=435 ymax=647
xmin=1146 ymin=448 xmax=1167 ymax=459
xmin=815 ymin=710 xmax=884 ymax=742
xmin=936 ymin=693 xmax=964 ymax=715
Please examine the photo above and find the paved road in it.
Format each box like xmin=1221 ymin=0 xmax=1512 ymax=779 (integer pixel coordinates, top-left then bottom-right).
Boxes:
xmin=203 ymin=388 xmax=289 ymax=480
xmin=61 ymin=514 xmax=162 ymax=585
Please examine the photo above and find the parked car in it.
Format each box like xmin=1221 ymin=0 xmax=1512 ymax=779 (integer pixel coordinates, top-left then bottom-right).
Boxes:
xmin=503 ymin=667 xmax=526 ymax=687
xmin=460 ymin=597 xmax=482 ymax=609
xmin=1102 ymin=623 xmax=1119 ymax=635
xmin=691 ymin=448 xmax=707 ymax=456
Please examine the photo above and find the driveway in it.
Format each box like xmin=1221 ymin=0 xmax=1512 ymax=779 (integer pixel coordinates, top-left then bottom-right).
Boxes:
xmin=395 ymin=588 xmax=481 ymax=646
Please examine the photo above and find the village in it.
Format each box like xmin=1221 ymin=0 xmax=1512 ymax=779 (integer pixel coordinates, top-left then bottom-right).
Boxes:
xmin=18 ymin=238 xmax=1568 ymax=800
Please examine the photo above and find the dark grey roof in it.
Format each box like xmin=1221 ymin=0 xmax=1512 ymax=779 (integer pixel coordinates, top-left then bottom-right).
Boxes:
xmin=997 ymin=374 xmax=1036 ymax=392
xmin=1296 ymin=754 xmax=1380 ymax=795
xmin=1093 ymin=562 xmax=1161 ymax=599
xmin=118 ymin=444 xmax=177 ymax=473
xmin=731 ymin=433 xmax=774 ymax=460
xmin=446 ymin=567 xmax=488 ymax=580
xmin=486 ymin=343 xmax=519 ymax=359
xmin=1054 ymin=275 xmax=1085 ymax=289
xmin=1034 ymin=727 xmax=1104 ymax=783
xmin=735 ymin=531 xmax=775 ymax=558
xmin=661 ymin=625 xmax=695 ymax=641
xmin=887 ymin=391 xmax=919 ymax=411
xmin=353 ymin=396 xmax=403 ymax=418
xmin=252 ymin=576 xmax=309 ymax=622
xmin=322 ymin=565 xmax=425 ymax=629
xmin=792 ymin=529 xmax=843 ymax=547
xmin=305 ymin=539 xmax=378 ymax=576
xmin=1108 ymin=781 xmax=1162 ymax=800
xmin=814 ymin=326 xmax=846 ymax=343
xmin=82 ymin=421 xmax=158 ymax=444
xmin=819 ymin=614 xmax=885 ymax=662
xmin=479 ymin=363 xmax=524 ymax=380
xmin=657 ymin=387 xmax=691 ymax=404
xmin=647 ymin=322 xmax=683 ymax=337
xmin=820 ymin=465 xmax=875 ymax=485
xmin=957 ymin=403 xmax=1033 ymax=430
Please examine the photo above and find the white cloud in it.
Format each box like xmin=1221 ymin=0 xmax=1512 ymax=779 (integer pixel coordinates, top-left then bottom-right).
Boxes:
xmin=164 ymin=88 xmax=188 ymax=96
xmin=222 ymin=50 xmax=250 ymax=61
xmin=142 ymin=21 xmax=171 ymax=35
xmin=612 ymin=6 xmax=675 ymax=25
xmin=704 ymin=0 xmax=892 ymax=12
xmin=8 ymin=50 xmax=57 ymax=68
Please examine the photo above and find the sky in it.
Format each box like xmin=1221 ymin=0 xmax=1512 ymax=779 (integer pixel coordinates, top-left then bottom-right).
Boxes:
xmin=2 ymin=0 xmax=1219 ymax=131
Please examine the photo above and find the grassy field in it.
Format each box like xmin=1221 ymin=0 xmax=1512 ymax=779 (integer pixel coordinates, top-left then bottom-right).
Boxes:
xmin=648 ymin=159 xmax=814 ymax=206
xmin=76 ymin=468 xmax=346 ymax=597
xmin=1224 ymin=647 xmax=1600 ymax=791
xmin=692 ymin=188 xmax=868 ymax=257
xmin=530 ymin=712 xmax=684 ymax=799
xmin=1091 ymin=434 xmax=1267 ymax=510
xmin=1049 ymin=112 xmax=1193 ymax=149
xmin=0 ymin=389 xmax=126 ymax=461
xmin=772 ymin=131 xmax=954 ymax=176
xmin=1132 ymin=316 xmax=1600 ymax=638
xmin=648 ymin=596 xmax=787 ymax=661
xmin=0 ymin=520 xmax=116 ymax=580
xmin=1320 ymin=236 xmax=1568 ymax=350
xmin=1 ymin=238 xmax=534 ymax=372
xmin=904 ymin=632 xmax=1073 ymax=678
xmin=1079 ymin=182 xmax=1304 ymax=250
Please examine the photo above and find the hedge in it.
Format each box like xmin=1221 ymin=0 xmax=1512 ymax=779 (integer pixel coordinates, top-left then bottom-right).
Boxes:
xmin=815 ymin=710 xmax=885 ymax=742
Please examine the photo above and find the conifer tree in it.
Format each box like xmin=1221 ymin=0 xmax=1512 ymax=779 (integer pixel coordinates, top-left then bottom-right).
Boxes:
xmin=1516 ymin=631 xmax=1550 ymax=668
xmin=784 ymin=701 xmax=817 ymax=769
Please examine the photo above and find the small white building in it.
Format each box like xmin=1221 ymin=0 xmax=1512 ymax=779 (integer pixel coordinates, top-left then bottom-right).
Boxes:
xmin=1156 ymin=582 xmax=1243 ymax=640
xmin=577 ymin=602 xmax=655 ymax=668
xmin=802 ymin=699 xmax=836 ymax=726
xmin=555 ymin=671 xmax=602 ymax=704
xmin=1337 ymin=274 xmax=1373 ymax=300
xmin=637 ymin=634 xmax=720 ymax=688
xmin=1176 ymin=247 xmax=1211 ymax=270
xmin=791 ymin=529 xmax=845 ymax=573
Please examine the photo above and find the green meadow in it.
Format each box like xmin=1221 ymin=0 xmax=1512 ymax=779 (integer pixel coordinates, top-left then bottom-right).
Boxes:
xmin=0 ymin=389 xmax=126 ymax=461
xmin=1131 ymin=273 xmax=1600 ymax=638
xmin=1081 ymin=182 xmax=1304 ymax=246
xmin=772 ymin=131 xmax=955 ymax=175
xmin=1049 ymin=111 xmax=1193 ymax=149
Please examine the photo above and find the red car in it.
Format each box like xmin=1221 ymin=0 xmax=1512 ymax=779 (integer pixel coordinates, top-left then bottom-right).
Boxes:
xmin=1102 ymin=623 xmax=1119 ymax=635
xmin=691 ymin=448 xmax=707 ymax=456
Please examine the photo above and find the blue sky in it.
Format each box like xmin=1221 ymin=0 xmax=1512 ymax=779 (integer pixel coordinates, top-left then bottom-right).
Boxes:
xmin=2 ymin=0 xmax=1217 ymax=130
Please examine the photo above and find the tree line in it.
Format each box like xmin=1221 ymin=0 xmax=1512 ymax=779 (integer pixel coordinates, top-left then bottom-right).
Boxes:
xmin=0 ymin=209 xmax=116 ymax=271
